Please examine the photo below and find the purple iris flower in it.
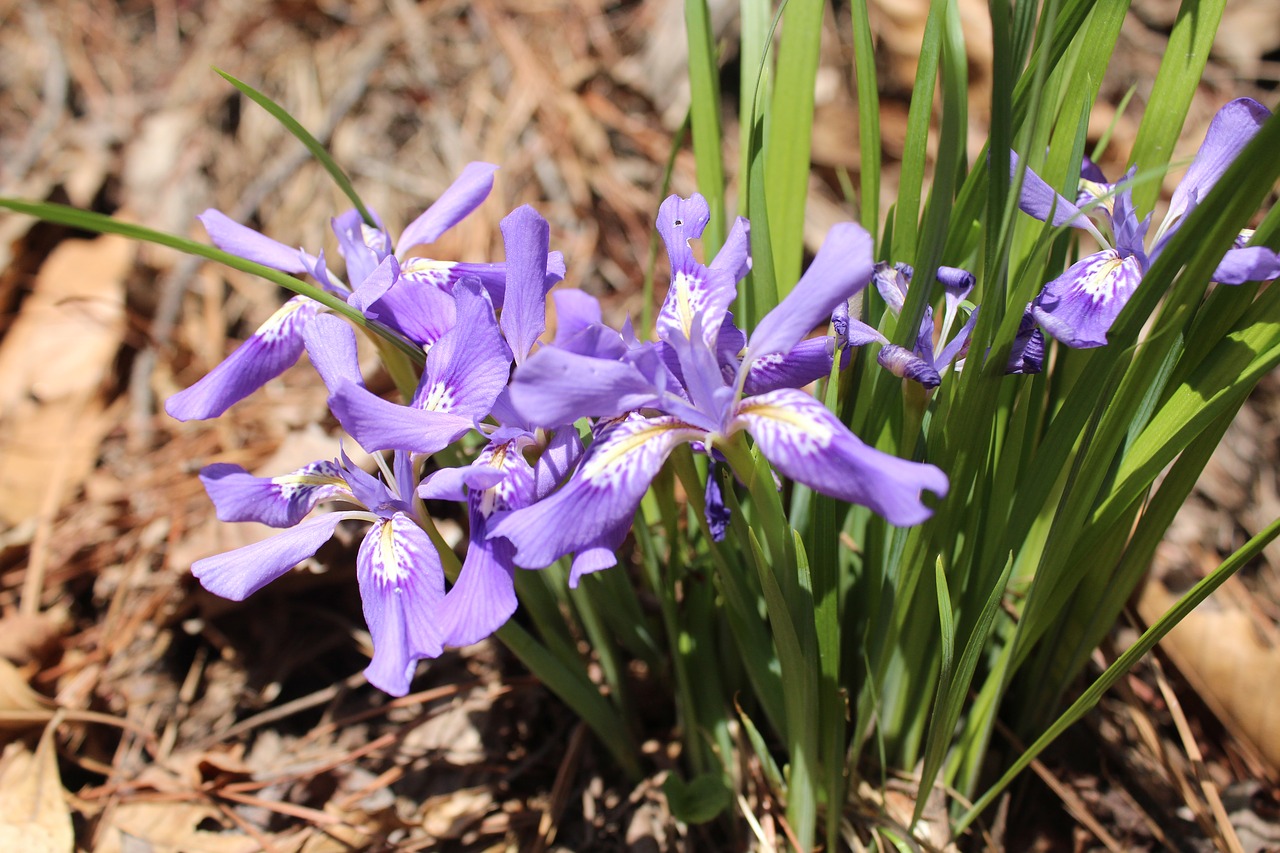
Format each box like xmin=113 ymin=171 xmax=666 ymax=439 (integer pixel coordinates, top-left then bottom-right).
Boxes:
xmin=833 ymin=262 xmax=1044 ymax=386
xmin=1015 ymin=98 xmax=1280 ymax=348
xmin=166 ymin=163 xmax=555 ymax=421
xmin=192 ymin=450 xmax=445 ymax=697
xmin=488 ymin=194 xmax=949 ymax=583
xmin=414 ymin=205 xmax=585 ymax=643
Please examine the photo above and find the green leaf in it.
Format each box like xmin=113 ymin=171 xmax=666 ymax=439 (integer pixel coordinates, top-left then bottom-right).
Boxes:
xmin=662 ymin=771 xmax=733 ymax=824
xmin=0 ymin=196 xmax=423 ymax=364
xmin=684 ymin=0 xmax=726 ymax=254
xmin=214 ymin=68 xmax=376 ymax=227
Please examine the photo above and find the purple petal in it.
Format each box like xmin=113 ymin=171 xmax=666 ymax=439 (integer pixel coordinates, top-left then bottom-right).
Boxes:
xmin=569 ymin=519 xmax=633 ymax=586
xmin=303 ymin=313 xmax=364 ymax=393
xmin=396 ymin=162 xmax=498 ymax=254
xmin=710 ymin=216 xmax=753 ymax=282
xmin=339 ymin=449 xmax=404 ymax=513
xmin=358 ymin=273 xmax=457 ymax=348
xmin=415 ymin=278 xmax=511 ymax=419
xmin=873 ymin=262 xmax=911 ymax=315
xmin=165 ymin=297 xmax=318 ymax=420
xmin=357 ymin=513 xmax=446 ymax=695
xmin=937 ymin=266 xmax=975 ymax=304
xmin=877 ymin=344 xmax=942 ymax=389
xmin=742 ymin=337 xmax=837 ymax=395
xmin=332 ymin=209 xmax=390 ymax=291
xmin=329 ymin=381 xmax=475 ymax=454
xmin=934 ymin=308 xmax=977 ymax=370
xmin=1010 ymin=150 xmax=1091 ymax=229
xmin=704 ymin=464 xmax=730 ymax=542
xmin=748 ymin=222 xmax=873 ymax=359
xmin=200 ymin=460 xmax=348 ymax=527
xmin=551 ymin=289 xmax=603 ymax=346
xmin=732 ymin=389 xmax=948 ymax=526
xmin=499 ymin=205 xmax=552 ymax=364
xmin=656 ymin=194 xmax=736 ymax=346
xmin=833 ymin=301 xmax=888 ymax=348
xmin=1212 ymin=246 xmax=1280 ymax=285
xmin=656 ymin=193 xmax=711 ymax=270
xmin=438 ymin=510 xmax=517 ymax=646
xmin=1167 ymin=98 xmax=1271 ymax=227
xmin=533 ymin=426 xmax=584 ymax=501
xmin=1030 ymin=250 xmax=1144 ymax=348
xmin=1005 ymin=309 xmax=1045 ymax=374
xmin=508 ymin=347 xmax=661 ymax=426
xmin=191 ymin=512 xmax=351 ymax=601
xmin=197 ymin=209 xmax=310 ymax=274
xmin=490 ymin=415 xmax=706 ymax=569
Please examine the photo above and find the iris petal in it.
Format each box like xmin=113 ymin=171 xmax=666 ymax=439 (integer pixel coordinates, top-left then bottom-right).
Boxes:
xmin=1030 ymin=250 xmax=1144 ymax=348
xmin=732 ymin=389 xmax=948 ymax=527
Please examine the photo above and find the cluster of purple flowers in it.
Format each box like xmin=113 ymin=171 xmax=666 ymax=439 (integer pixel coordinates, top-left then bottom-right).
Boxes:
xmin=172 ymin=97 xmax=1277 ymax=696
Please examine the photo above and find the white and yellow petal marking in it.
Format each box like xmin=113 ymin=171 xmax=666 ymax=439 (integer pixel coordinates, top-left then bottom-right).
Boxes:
xmin=731 ymin=394 xmax=836 ymax=459
xmin=257 ymin=296 xmax=317 ymax=343
xmin=400 ymin=257 xmax=456 ymax=289
xmin=578 ymin=415 xmax=706 ymax=492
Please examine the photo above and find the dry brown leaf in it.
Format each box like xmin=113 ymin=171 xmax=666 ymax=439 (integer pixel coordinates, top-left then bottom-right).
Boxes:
xmin=0 ymin=657 xmax=52 ymax=727
xmin=93 ymin=801 xmax=262 ymax=853
xmin=1139 ymin=580 xmax=1280 ymax=772
xmin=0 ymin=609 xmax=70 ymax=665
xmin=0 ymin=235 xmax=130 ymax=525
xmin=0 ymin=723 xmax=74 ymax=852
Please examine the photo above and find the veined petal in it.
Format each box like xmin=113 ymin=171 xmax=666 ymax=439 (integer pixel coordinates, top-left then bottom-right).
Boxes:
xmin=363 ymin=278 xmax=457 ymax=349
xmin=832 ymin=301 xmax=888 ymax=348
xmin=357 ymin=513 xmax=446 ymax=696
xmin=165 ymin=297 xmax=317 ymax=420
xmin=732 ymin=389 xmax=948 ymax=527
xmin=200 ymin=460 xmax=349 ymax=527
xmin=416 ymin=278 xmax=511 ymax=418
xmin=329 ymin=381 xmax=474 ymax=454
xmin=704 ymin=464 xmax=730 ymax=542
xmin=396 ymin=162 xmax=498 ymax=254
xmin=192 ymin=512 xmax=353 ymax=601
xmin=1030 ymin=250 xmax=1144 ymax=348
xmin=1212 ymin=246 xmax=1280 ymax=285
xmin=490 ymin=415 xmax=706 ymax=569
xmin=1005 ymin=309 xmax=1045 ymax=375
xmin=742 ymin=337 xmax=837 ymax=396
xmin=656 ymin=194 xmax=736 ymax=345
xmin=1166 ymin=98 xmax=1271 ymax=228
xmin=748 ymin=222 xmax=873 ymax=359
xmin=197 ymin=209 xmax=310 ymax=274
xmin=499 ymin=205 xmax=552 ymax=364
xmin=533 ymin=426 xmax=584 ymax=501
xmin=937 ymin=265 xmax=975 ymax=304
xmin=339 ymin=449 xmax=404 ymax=514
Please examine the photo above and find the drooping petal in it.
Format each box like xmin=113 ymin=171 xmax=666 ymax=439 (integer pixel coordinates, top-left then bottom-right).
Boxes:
xmin=192 ymin=512 xmax=353 ymax=601
xmin=732 ymin=389 xmax=948 ymax=527
xmin=360 ymin=278 xmax=457 ymax=349
xmin=438 ymin=515 xmax=518 ymax=647
xmin=1211 ymin=246 xmax=1280 ymax=285
xmin=200 ymin=460 xmax=349 ymax=527
xmin=396 ymin=162 xmax=498 ymax=254
xmin=499 ymin=205 xmax=552 ymax=364
xmin=356 ymin=513 xmax=446 ymax=695
xmin=197 ymin=209 xmax=311 ymax=274
xmin=747 ymin=222 xmax=874 ymax=359
xmin=569 ymin=519 xmax=634 ymax=586
xmin=1166 ymin=98 xmax=1271 ymax=228
xmin=303 ymin=313 xmax=364 ymax=394
xmin=165 ymin=297 xmax=318 ymax=420
xmin=418 ymin=465 xmax=506 ymax=502
xmin=490 ymin=415 xmax=706 ymax=570
xmin=877 ymin=344 xmax=942 ymax=389
xmin=1030 ymin=249 xmax=1144 ymax=348
xmin=937 ymin=266 xmax=975 ymax=304
xmin=415 ymin=278 xmax=511 ymax=419
xmin=832 ymin=300 xmax=888 ymax=348
xmin=742 ymin=337 xmax=837 ymax=396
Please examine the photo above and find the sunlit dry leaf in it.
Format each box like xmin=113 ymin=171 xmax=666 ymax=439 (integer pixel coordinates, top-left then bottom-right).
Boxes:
xmin=0 ymin=724 xmax=74 ymax=852
xmin=0 ymin=658 xmax=51 ymax=728
xmin=93 ymin=801 xmax=261 ymax=853
xmin=1140 ymin=581 xmax=1280 ymax=771
xmin=0 ymin=609 xmax=70 ymax=665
